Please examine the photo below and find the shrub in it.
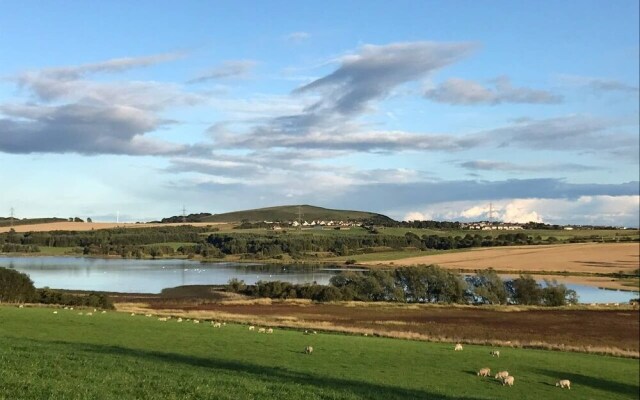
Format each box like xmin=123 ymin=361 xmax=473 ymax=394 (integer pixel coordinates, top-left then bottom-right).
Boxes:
xmin=0 ymin=268 xmax=37 ymax=303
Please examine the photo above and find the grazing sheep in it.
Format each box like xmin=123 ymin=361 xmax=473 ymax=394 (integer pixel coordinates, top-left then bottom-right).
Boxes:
xmin=454 ymin=343 xmax=463 ymax=351
xmin=304 ymin=330 xmax=309 ymax=335
xmin=130 ymin=313 xmax=136 ymax=317
xmin=53 ymin=311 xmax=58 ymax=314
xmin=78 ymin=312 xmax=84 ymax=315
xmin=93 ymin=309 xmax=97 ymax=312
xmin=101 ymin=310 xmax=107 ymax=314
xmin=490 ymin=350 xmax=500 ymax=357
xmin=86 ymin=312 xmax=93 ymax=316
xmin=222 ymin=322 xmax=226 ymax=326
xmin=19 ymin=305 xmax=24 ymax=308
xmin=69 ymin=307 xmax=74 ymax=310
xmin=267 ymin=328 xmax=273 ymax=334
xmin=556 ymin=379 xmax=571 ymax=389
xmin=158 ymin=317 xmax=168 ymax=322
xmin=477 ymin=368 xmax=491 ymax=377
xmin=312 ymin=331 xmax=317 ymax=334
xmin=145 ymin=314 xmax=152 ymax=317
xmin=305 ymin=346 xmax=313 ymax=354
xmin=212 ymin=322 xmax=222 ymax=328
xmin=495 ymin=371 xmax=509 ymax=381
xmin=258 ymin=328 xmax=266 ymax=333
xmin=502 ymin=376 xmax=515 ymax=386
xmin=249 ymin=326 xmax=255 ymax=331
xmin=177 ymin=318 xmax=183 ymax=322
xmin=193 ymin=319 xmax=200 ymax=324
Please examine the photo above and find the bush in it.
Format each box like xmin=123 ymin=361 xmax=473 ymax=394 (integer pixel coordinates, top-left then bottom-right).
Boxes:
xmin=0 ymin=268 xmax=37 ymax=303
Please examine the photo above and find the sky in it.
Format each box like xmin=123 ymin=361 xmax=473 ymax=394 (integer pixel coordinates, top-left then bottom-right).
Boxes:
xmin=0 ymin=0 xmax=638 ymax=226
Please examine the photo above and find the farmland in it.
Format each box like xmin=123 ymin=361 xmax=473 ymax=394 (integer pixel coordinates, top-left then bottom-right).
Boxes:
xmin=1 ymin=305 xmax=638 ymax=399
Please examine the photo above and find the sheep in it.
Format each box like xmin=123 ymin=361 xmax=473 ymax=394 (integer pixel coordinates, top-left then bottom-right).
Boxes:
xmin=78 ymin=312 xmax=84 ymax=315
xmin=193 ymin=319 xmax=200 ymax=324
xmin=130 ymin=313 xmax=136 ymax=317
xmin=495 ymin=371 xmax=509 ymax=381
xmin=305 ymin=346 xmax=313 ymax=354
xmin=18 ymin=305 xmax=24 ymax=308
xmin=490 ymin=350 xmax=500 ymax=357
xmin=249 ymin=326 xmax=255 ymax=331
xmin=145 ymin=314 xmax=152 ymax=317
xmin=101 ymin=310 xmax=107 ymax=314
xmin=53 ymin=311 xmax=58 ymax=314
xmin=312 ymin=331 xmax=317 ymax=335
xmin=454 ymin=343 xmax=463 ymax=351
xmin=212 ymin=322 xmax=222 ymax=328
xmin=502 ymin=376 xmax=515 ymax=386
xmin=222 ymin=322 xmax=226 ymax=326
xmin=267 ymin=328 xmax=273 ymax=334
xmin=556 ymin=379 xmax=571 ymax=389
xmin=158 ymin=317 xmax=168 ymax=322
xmin=86 ymin=312 xmax=93 ymax=316
xmin=176 ymin=318 xmax=183 ymax=322
xmin=477 ymin=368 xmax=491 ymax=377
xmin=304 ymin=330 xmax=309 ymax=335
xmin=258 ymin=328 xmax=266 ymax=333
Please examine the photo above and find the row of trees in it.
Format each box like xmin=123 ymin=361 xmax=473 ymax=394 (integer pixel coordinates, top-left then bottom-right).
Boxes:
xmin=0 ymin=268 xmax=113 ymax=308
xmin=228 ymin=266 xmax=578 ymax=306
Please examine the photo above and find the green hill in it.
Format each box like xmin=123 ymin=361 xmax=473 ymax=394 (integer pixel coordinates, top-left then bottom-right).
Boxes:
xmin=198 ymin=205 xmax=395 ymax=224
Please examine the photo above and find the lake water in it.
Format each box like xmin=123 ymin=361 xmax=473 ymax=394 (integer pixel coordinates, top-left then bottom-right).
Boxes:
xmin=1 ymin=256 xmax=637 ymax=303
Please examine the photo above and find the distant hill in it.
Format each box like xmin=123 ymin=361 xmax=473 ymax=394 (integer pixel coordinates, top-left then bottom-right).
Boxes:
xmin=0 ymin=217 xmax=70 ymax=228
xmin=160 ymin=205 xmax=395 ymax=224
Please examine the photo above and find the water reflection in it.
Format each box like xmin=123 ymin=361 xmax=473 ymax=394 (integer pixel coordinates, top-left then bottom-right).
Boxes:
xmin=0 ymin=256 xmax=636 ymax=303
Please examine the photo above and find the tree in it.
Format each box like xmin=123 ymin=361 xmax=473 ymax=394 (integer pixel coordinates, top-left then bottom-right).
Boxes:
xmin=509 ymin=275 xmax=542 ymax=305
xmin=468 ymin=269 xmax=508 ymax=304
xmin=542 ymin=279 xmax=578 ymax=306
xmin=87 ymin=218 xmax=93 ymax=223
xmin=0 ymin=268 xmax=36 ymax=303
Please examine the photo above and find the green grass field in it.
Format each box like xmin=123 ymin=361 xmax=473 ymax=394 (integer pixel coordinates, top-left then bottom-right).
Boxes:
xmin=0 ymin=306 xmax=637 ymax=399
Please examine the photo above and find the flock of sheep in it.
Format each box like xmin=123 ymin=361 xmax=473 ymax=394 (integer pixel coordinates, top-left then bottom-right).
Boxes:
xmin=455 ymin=343 xmax=571 ymax=390
xmin=27 ymin=306 xmax=573 ymax=390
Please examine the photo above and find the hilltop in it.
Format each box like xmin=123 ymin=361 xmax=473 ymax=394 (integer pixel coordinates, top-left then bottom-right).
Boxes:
xmin=160 ymin=205 xmax=395 ymax=224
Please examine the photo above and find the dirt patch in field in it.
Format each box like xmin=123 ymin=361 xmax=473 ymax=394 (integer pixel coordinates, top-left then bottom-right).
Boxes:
xmin=0 ymin=221 xmax=223 ymax=233
xmin=122 ymin=300 xmax=639 ymax=355
xmin=365 ymin=243 xmax=640 ymax=275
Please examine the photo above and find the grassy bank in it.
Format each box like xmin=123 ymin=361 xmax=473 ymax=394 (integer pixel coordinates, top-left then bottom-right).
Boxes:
xmin=0 ymin=305 xmax=637 ymax=399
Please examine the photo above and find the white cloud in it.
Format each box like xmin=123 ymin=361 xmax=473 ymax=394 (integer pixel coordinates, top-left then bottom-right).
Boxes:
xmin=399 ymin=196 xmax=640 ymax=226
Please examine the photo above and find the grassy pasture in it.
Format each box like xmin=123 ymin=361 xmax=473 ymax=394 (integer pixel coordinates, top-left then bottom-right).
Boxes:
xmin=0 ymin=306 xmax=638 ymax=399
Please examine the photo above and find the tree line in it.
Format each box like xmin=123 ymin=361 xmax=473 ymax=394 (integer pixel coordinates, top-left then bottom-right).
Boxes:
xmin=227 ymin=266 xmax=578 ymax=306
xmin=0 ymin=268 xmax=113 ymax=308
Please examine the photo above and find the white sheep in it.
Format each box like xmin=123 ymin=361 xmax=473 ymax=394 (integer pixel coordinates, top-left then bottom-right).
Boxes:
xmin=177 ymin=318 xmax=183 ymax=322
xmin=258 ymin=327 xmax=266 ymax=333
xmin=18 ymin=305 xmax=24 ymax=308
xmin=495 ymin=371 xmax=509 ymax=381
xmin=490 ymin=350 xmax=500 ymax=357
xmin=249 ymin=326 xmax=255 ymax=331
xmin=556 ymin=379 xmax=571 ymax=389
xmin=193 ymin=319 xmax=200 ymax=324
xmin=267 ymin=328 xmax=273 ymax=334
xmin=502 ymin=376 xmax=515 ymax=386
xmin=130 ymin=313 xmax=136 ymax=317
xmin=312 ymin=331 xmax=317 ymax=335
xmin=454 ymin=343 xmax=463 ymax=351
xmin=101 ymin=310 xmax=107 ymax=314
xmin=158 ymin=317 xmax=168 ymax=322
xmin=305 ymin=346 xmax=313 ymax=354
xmin=477 ymin=368 xmax=491 ymax=377
xmin=212 ymin=322 xmax=222 ymax=328
xmin=86 ymin=312 xmax=93 ymax=316
xmin=53 ymin=311 xmax=58 ymax=314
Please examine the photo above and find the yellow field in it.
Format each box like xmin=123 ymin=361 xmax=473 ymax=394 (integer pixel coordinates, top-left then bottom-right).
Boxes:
xmin=0 ymin=221 xmax=222 ymax=233
xmin=364 ymin=243 xmax=639 ymax=274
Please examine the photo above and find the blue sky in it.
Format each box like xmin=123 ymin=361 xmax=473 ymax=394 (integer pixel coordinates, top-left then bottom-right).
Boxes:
xmin=1 ymin=0 xmax=638 ymax=225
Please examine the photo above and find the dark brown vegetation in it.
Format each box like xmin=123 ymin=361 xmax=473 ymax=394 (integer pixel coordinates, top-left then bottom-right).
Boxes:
xmin=114 ymin=291 xmax=640 ymax=356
